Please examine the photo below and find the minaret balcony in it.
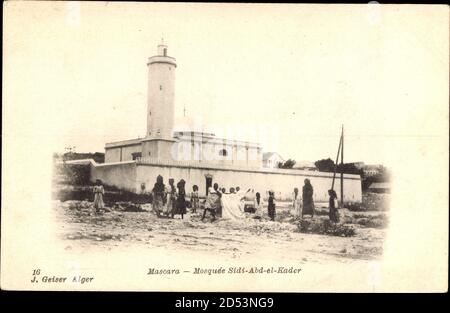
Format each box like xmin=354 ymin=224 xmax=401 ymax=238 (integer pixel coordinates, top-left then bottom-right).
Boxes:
xmin=147 ymin=55 xmax=177 ymax=67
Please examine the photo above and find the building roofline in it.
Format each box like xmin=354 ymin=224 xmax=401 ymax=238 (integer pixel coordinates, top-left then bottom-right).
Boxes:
xmin=176 ymin=136 xmax=262 ymax=148
xmin=105 ymin=138 xmax=142 ymax=148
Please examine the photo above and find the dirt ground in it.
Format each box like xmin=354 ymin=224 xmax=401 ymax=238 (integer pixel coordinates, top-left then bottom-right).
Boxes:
xmin=52 ymin=199 xmax=387 ymax=264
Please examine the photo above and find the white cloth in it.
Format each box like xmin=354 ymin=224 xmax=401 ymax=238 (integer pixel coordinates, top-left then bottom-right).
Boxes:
xmin=237 ymin=190 xmax=251 ymax=212
xmin=221 ymin=193 xmax=245 ymax=220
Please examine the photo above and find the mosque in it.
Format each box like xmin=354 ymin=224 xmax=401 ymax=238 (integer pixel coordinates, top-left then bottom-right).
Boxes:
xmin=104 ymin=42 xmax=262 ymax=168
xmin=90 ymin=41 xmax=362 ymax=202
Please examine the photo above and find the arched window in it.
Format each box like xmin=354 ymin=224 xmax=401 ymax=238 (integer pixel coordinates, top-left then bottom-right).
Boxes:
xmin=219 ymin=149 xmax=228 ymax=157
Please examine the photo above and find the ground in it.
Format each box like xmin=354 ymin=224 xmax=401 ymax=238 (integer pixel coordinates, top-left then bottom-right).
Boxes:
xmin=52 ymin=198 xmax=387 ymax=264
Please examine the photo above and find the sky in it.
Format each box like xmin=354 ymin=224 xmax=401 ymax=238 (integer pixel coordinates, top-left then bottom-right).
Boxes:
xmin=4 ymin=2 xmax=449 ymax=168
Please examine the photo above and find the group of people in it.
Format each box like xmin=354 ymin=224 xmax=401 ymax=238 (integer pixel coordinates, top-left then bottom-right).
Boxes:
xmin=146 ymin=176 xmax=268 ymax=221
xmin=201 ymin=183 xmax=253 ymax=221
xmin=291 ymin=178 xmax=315 ymax=218
xmin=91 ymin=176 xmax=340 ymax=223
xmin=152 ymin=175 xmax=188 ymax=219
xmin=148 ymin=176 xmax=335 ymax=223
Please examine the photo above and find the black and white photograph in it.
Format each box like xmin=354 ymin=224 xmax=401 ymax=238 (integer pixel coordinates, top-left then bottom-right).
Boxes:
xmin=1 ymin=2 xmax=448 ymax=293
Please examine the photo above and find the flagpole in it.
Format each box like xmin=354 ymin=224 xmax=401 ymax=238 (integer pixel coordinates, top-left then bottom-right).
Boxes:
xmin=331 ymin=135 xmax=342 ymax=190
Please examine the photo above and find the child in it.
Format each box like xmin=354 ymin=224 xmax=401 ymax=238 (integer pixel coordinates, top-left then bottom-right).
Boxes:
xmin=190 ymin=185 xmax=199 ymax=213
xmin=93 ymin=179 xmax=105 ymax=213
xmin=328 ymin=189 xmax=339 ymax=223
xmin=267 ymin=190 xmax=276 ymax=221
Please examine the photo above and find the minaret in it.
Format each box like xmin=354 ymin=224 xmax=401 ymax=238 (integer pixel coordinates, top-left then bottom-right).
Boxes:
xmin=146 ymin=40 xmax=177 ymax=139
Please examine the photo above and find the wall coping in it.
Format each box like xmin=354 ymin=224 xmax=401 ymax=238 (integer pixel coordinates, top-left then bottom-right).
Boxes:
xmin=93 ymin=160 xmax=136 ymax=168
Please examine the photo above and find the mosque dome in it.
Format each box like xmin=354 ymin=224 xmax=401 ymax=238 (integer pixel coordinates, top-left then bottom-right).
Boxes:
xmin=173 ymin=114 xmax=215 ymax=138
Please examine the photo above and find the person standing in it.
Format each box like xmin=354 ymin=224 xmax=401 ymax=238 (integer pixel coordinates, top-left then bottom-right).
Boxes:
xmin=328 ymin=189 xmax=339 ymax=223
xmin=267 ymin=190 xmax=276 ymax=221
xmin=292 ymin=187 xmax=302 ymax=217
xmin=93 ymin=179 xmax=105 ymax=213
xmin=165 ymin=178 xmax=177 ymax=217
xmin=235 ymin=187 xmax=251 ymax=213
xmin=173 ymin=179 xmax=187 ymax=219
xmin=254 ymin=192 xmax=264 ymax=218
xmin=151 ymin=175 xmax=166 ymax=217
xmin=202 ymin=183 xmax=222 ymax=221
xmin=247 ymin=189 xmax=256 ymax=213
xmin=302 ymin=179 xmax=315 ymax=218
xmin=190 ymin=185 xmax=199 ymax=213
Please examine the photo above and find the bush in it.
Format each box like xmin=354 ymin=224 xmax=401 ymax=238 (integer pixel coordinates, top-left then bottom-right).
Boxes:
xmin=54 ymin=189 xmax=92 ymax=202
xmin=346 ymin=202 xmax=364 ymax=211
xmin=53 ymin=182 xmax=154 ymax=204
xmin=354 ymin=215 xmax=388 ymax=228
xmin=297 ymin=219 xmax=355 ymax=237
xmin=314 ymin=208 xmax=329 ymax=216
xmin=366 ymin=218 xmax=387 ymax=228
xmin=55 ymin=164 xmax=90 ymax=185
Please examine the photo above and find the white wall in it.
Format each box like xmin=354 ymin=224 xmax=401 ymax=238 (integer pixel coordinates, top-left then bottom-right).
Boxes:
xmin=90 ymin=161 xmax=137 ymax=191
xmin=135 ymin=164 xmax=362 ymax=202
xmin=172 ymin=141 xmax=262 ymax=167
xmin=147 ymin=58 xmax=176 ymax=139
xmin=105 ymin=144 xmax=142 ymax=163
xmin=90 ymin=160 xmax=362 ymax=203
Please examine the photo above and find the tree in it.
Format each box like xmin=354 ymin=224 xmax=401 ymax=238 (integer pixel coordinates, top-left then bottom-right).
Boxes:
xmin=336 ymin=163 xmax=364 ymax=176
xmin=314 ymin=159 xmax=364 ymax=176
xmin=278 ymin=159 xmax=296 ymax=169
xmin=61 ymin=152 xmax=105 ymax=163
xmin=314 ymin=158 xmax=335 ymax=172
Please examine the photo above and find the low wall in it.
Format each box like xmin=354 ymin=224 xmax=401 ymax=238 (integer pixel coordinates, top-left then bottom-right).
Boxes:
xmin=90 ymin=161 xmax=137 ymax=192
xmin=87 ymin=159 xmax=362 ymax=202
xmin=135 ymin=160 xmax=362 ymax=203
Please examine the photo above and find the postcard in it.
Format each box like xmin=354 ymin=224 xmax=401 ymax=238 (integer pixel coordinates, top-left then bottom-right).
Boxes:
xmin=2 ymin=1 xmax=448 ymax=293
